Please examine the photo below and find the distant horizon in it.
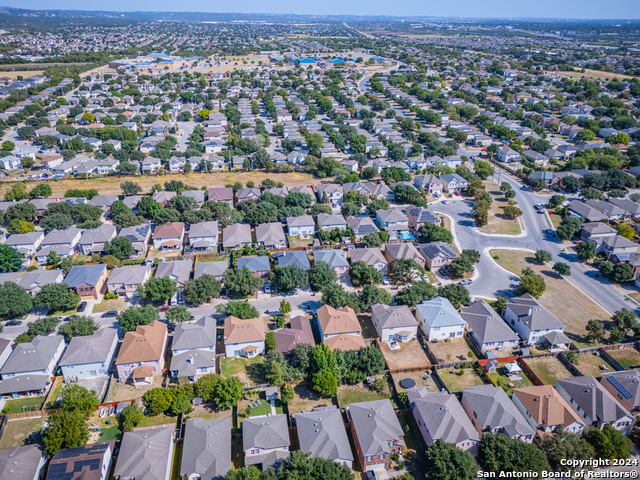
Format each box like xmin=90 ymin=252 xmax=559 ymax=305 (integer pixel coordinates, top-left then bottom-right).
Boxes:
xmin=2 ymin=1 xmax=640 ymax=21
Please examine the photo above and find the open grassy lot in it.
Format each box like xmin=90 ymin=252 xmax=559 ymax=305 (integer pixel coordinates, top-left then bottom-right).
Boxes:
xmin=427 ymin=338 xmax=477 ymax=364
xmin=478 ymin=180 xmax=522 ymax=235
xmin=572 ymin=352 xmax=616 ymax=378
xmin=187 ymin=404 xmax=233 ymax=421
xmin=92 ymin=298 xmax=126 ymax=313
xmin=489 ymin=250 xmax=609 ymax=347
xmin=247 ymin=398 xmax=283 ymax=417
xmin=380 ymin=341 xmax=431 ymax=372
xmin=607 ymin=348 xmax=640 ymax=370
xmin=337 ymin=377 xmax=392 ymax=407
xmin=286 ymin=383 xmax=332 ymax=414
xmin=524 ymin=356 xmax=574 ymax=386
xmin=220 ymin=356 xmax=266 ymax=386
xmin=2 ymin=396 xmax=45 ymax=414
xmin=0 ymin=70 xmax=45 ymax=79
xmin=0 ymin=417 xmax=45 ymax=450
xmin=106 ymin=376 xmax=163 ymax=403
xmin=437 ymin=368 xmax=485 ymax=394
xmin=137 ymin=415 xmax=177 ymax=429
xmin=8 ymin=171 xmax=315 ymax=198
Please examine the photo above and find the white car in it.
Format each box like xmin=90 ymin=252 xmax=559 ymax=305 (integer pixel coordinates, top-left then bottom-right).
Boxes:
xmin=264 ymin=284 xmax=271 ymax=294
xmin=459 ymin=279 xmax=472 ymax=285
xmin=383 ymin=277 xmax=390 ymax=285
xmin=442 ymin=200 xmax=449 ymax=205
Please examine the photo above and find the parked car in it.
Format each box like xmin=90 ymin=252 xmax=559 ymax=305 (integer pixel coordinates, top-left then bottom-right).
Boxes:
xmin=459 ymin=279 xmax=472 ymax=285
xmin=102 ymin=311 xmax=118 ymax=318
xmin=77 ymin=301 xmax=87 ymax=313
xmin=5 ymin=320 xmax=22 ymax=326
xmin=264 ymin=284 xmax=271 ymax=294
xmin=159 ymin=305 xmax=170 ymax=312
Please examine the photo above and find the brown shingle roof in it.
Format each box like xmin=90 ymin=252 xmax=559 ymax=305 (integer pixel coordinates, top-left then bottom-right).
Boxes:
xmin=324 ymin=334 xmax=365 ymax=351
xmin=317 ymin=305 xmax=361 ymax=336
xmin=223 ymin=316 xmax=265 ymax=345
xmin=116 ymin=320 xmax=167 ymax=365
xmin=513 ymin=385 xmax=582 ymax=428
xmin=153 ymin=222 xmax=184 ymax=239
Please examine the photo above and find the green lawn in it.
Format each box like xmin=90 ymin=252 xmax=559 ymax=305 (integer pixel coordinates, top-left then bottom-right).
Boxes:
xmin=220 ymin=357 xmax=266 ymax=386
xmin=171 ymin=442 xmax=183 ymax=480
xmin=196 ymin=256 xmax=229 ymax=263
xmin=247 ymin=399 xmax=283 ymax=417
xmin=437 ymin=369 xmax=485 ymax=394
xmin=337 ymin=382 xmax=392 ymax=407
xmin=524 ymin=357 xmax=574 ymax=387
xmin=2 ymin=396 xmax=45 ymax=414
xmin=607 ymin=348 xmax=640 ymax=370
xmin=94 ymin=424 xmax=120 ymax=441
xmin=487 ymin=370 xmax=534 ymax=396
xmin=0 ymin=418 xmax=45 ymax=450
xmin=137 ymin=414 xmax=177 ymax=428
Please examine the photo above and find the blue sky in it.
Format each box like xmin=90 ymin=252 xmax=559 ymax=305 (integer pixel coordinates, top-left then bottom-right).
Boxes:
xmin=5 ymin=0 xmax=640 ymax=19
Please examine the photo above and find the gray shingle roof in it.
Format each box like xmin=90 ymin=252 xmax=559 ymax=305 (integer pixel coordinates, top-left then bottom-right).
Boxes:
xmin=155 ymin=259 xmax=192 ymax=286
xmin=0 ymin=335 xmax=65 ymax=375
xmin=460 ymin=300 xmax=518 ymax=345
xmin=556 ymin=376 xmax=633 ymax=425
xmin=64 ymin=264 xmax=107 ymax=289
xmin=114 ymin=425 xmax=174 ymax=480
xmin=243 ymin=414 xmax=290 ymax=451
xmin=194 ymin=260 xmax=228 ymax=279
xmin=170 ymin=349 xmax=216 ymax=378
xmin=172 ymin=317 xmax=217 ymax=352
xmin=181 ymin=417 xmax=231 ymax=479
xmin=347 ymin=399 xmax=403 ymax=456
xmin=59 ymin=328 xmax=118 ymax=367
xmin=371 ymin=304 xmax=418 ymax=329
xmin=506 ymin=294 xmax=564 ymax=332
xmin=237 ymin=256 xmax=270 ymax=273
xmin=0 ymin=444 xmax=44 ymax=479
xmin=350 ymin=247 xmax=387 ymax=267
xmin=273 ymin=250 xmax=311 ymax=271
xmin=296 ymin=406 xmax=354 ymax=463
xmin=313 ymin=249 xmax=348 ymax=268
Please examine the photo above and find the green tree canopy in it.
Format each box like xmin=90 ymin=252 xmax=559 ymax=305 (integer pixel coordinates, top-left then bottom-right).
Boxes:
xmin=43 ymin=411 xmax=89 ymax=457
xmin=34 ymin=283 xmax=80 ymax=313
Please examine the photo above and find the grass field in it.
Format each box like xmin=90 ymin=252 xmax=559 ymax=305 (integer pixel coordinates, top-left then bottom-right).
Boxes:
xmin=607 ymin=348 xmax=640 ymax=370
xmin=487 ymin=369 xmax=534 ymax=396
xmin=524 ymin=356 xmax=573 ymax=386
xmin=286 ymin=383 xmax=332 ymax=414
xmin=7 ymin=171 xmax=315 ymax=198
xmin=220 ymin=356 xmax=266 ymax=386
xmin=0 ymin=70 xmax=45 ymax=79
xmin=572 ymin=352 xmax=615 ymax=378
xmin=92 ymin=298 xmax=127 ymax=313
xmin=137 ymin=414 xmax=177 ymax=428
xmin=106 ymin=376 xmax=163 ymax=403
xmin=337 ymin=379 xmax=392 ymax=407
xmin=0 ymin=417 xmax=45 ymax=450
xmin=247 ymin=398 xmax=283 ymax=417
xmin=437 ymin=368 xmax=485 ymax=394
xmin=428 ymin=338 xmax=477 ymax=364
xmin=478 ymin=180 xmax=522 ymax=235
xmin=2 ymin=396 xmax=45 ymax=414
xmin=489 ymin=249 xmax=609 ymax=347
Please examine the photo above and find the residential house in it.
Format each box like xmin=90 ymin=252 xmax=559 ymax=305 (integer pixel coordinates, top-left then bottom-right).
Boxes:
xmin=460 ymin=300 xmax=519 ymax=351
xmin=581 ymin=222 xmax=617 ymax=244
xmin=414 ymin=174 xmax=443 ymax=194
xmin=107 ymin=265 xmax=150 ymax=298
xmin=0 ymin=335 xmax=65 ymax=396
xmin=415 ymin=297 xmax=466 ymax=341
xmin=64 ymin=264 xmax=108 ymax=300
xmin=181 ymin=190 xmax=206 ymax=206
xmin=208 ymin=187 xmax=234 ymax=205
xmin=295 ymin=406 xmax=354 ymax=468
xmin=188 ymin=221 xmax=219 ymax=250
xmin=152 ymin=221 xmax=185 ymax=250
xmin=255 ymin=222 xmax=286 ymax=249
xmin=371 ymin=304 xmax=418 ymax=342
xmin=237 ymin=256 xmax=270 ymax=277
xmin=286 ymin=215 xmax=315 ymax=237
xmin=194 ymin=258 xmax=228 ymax=281
xmin=180 ymin=418 xmax=232 ymax=480
xmin=407 ymin=388 xmax=480 ymax=452
xmin=376 ymin=209 xmax=409 ymax=235
xmin=273 ymin=250 xmax=311 ymax=272
xmin=222 ymin=223 xmax=252 ymax=249
xmin=115 ymin=321 xmax=168 ymax=384
xmin=46 ymin=441 xmax=115 ymax=480
xmin=0 ymin=445 xmax=46 ymax=480
xmin=58 ymin=328 xmax=118 ymax=383
xmin=384 ymin=242 xmax=425 ymax=268
xmin=89 ymin=195 xmax=119 ymax=210
xmin=344 ymin=214 xmax=377 ymax=238
xmin=4 ymin=231 xmax=44 ymax=256
xmin=350 ymin=247 xmax=388 ymax=275
xmin=600 ymin=370 xmax=640 ymax=415
xmin=497 ymin=146 xmax=521 ymax=163
xmin=78 ymin=224 xmax=117 ymax=255
xmin=440 ymin=173 xmax=468 ymax=193
xmin=243 ymin=414 xmax=290 ymax=470
xmin=274 ymin=315 xmax=316 ymax=354
xmin=512 ymin=385 xmax=585 ymax=436
xmin=503 ymin=294 xmax=565 ymax=345
xmin=223 ymin=316 xmax=265 ymax=358
xmin=41 ymin=226 xmax=82 ymax=250
xmin=316 ymin=213 xmax=347 ymax=232
xmin=151 ymin=191 xmax=176 ymax=206
xmin=316 ymin=304 xmax=364 ymax=351
xmin=419 ymin=242 xmax=458 ymax=271
xmin=313 ymin=249 xmax=349 ymax=275
xmin=608 ymin=198 xmax=640 ymax=220
xmin=461 ymin=385 xmax=535 ymax=442
xmin=556 ymin=376 xmax=635 ymax=434
xmin=406 ymin=207 xmax=441 ymax=234
xmin=156 ymin=259 xmax=192 ymax=289
xmin=315 ymin=184 xmax=343 ymax=205
xmin=346 ymin=400 xmax=403 ymax=472
xmin=568 ymin=200 xmax=609 ymax=222
xmin=113 ymin=425 xmax=174 ymax=480
xmin=0 ymin=338 xmax=11 ymax=372
xmin=236 ymin=188 xmax=262 ymax=203
xmin=598 ymin=234 xmax=638 ymax=259
xmin=117 ymin=224 xmax=151 ymax=253
xmin=17 ymin=269 xmax=64 ymax=294
xmin=0 ymin=155 xmax=22 ymax=170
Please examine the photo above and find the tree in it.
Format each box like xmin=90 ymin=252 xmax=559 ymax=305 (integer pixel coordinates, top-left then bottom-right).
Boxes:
xmin=357 ymin=285 xmax=392 ymax=312
xmin=561 ymin=176 xmax=580 ymax=193
xmin=475 ymin=160 xmax=494 ymax=180
xmin=120 ymin=403 xmax=144 ymax=432
xmin=166 ymin=305 xmax=190 ymax=323
xmin=609 ymin=326 xmax=625 ymax=344
xmin=142 ymin=388 xmax=174 ymax=415
xmin=387 ymin=258 xmax=424 ymax=284
xmin=219 ymin=301 xmax=259 ymax=320
xmin=138 ymin=196 xmax=162 ymax=219
xmin=58 ymin=315 xmax=100 ymax=341
xmin=423 ymin=440 xmax=478 ymax=480
xmin=535 ymin=249 xmax=552 ymax=264
xmin=34 ymin=283 xmax=80 ymax=313
xmin=363 ymin=232 xmax=383 ymax=247
xmin=586 ymin=319 xmax=605 ymax=342
xmin=0 ymin=244 xmax=23 ymax=273
xmin=309 ymin=262 xmax=338 ymax=292
xmin=418 ymin=222 xmax=453 ymax=243
xmin=170 ymin=386 xmax=194 ymax=415
xmin=312 ymin=369 xmax=338 ymax=397
xmin=59 ymin=384 xmax=100 ymax=417
xmin=117 ymin=305 xmax=159 ymax=332
xmin=121 ymin=180 xmax=142 ymax=196
xmin=103 ymin=237 xmax=135 ymax=260
xmin=611 ymin=263 xmax=634 ymax=283
xmin=280 ymin=299 xmax=291 ymax=315
xmin=212 ymin=377 xmax=244 ymax=409
xmin=0 ymin=282 xmax=33 ymax=320
xmin=268 ymin=265 xmax=308 ymax=293
xmin=265 ymin=331 xmax=277 ymax=353
xmin=281 ymin=385 xmax=295 ymax=404
xmin=437 ymin=284 xmax=471 ymax=308
xmin=224 ymin=267 xmax=264 ymax=297
xmin=541 ymin=431 xmax=595 ymax=474
xmin=349 ymin=261 xmax=383 ymax=286
xmin=586 ymin=425 xmax=633 ymax=461
xmin=183 ymin=274 xmax=221 ymax=305
xmin=321 ymin=283 xmax=354 ymax=310
xmin=8 ymin=219 xmax=35 ymax=234
xmin=557 ymin=216 xmax=583 ymax=241
xmin=612 ymin=309 xmax=638 ymax=332
xmin=478 ymin=433 xmax=550 ymax=474
xmin=40 ymin=213 xmax=74 ymax=233
xmin=43 ymin=411 xmax=89 ymax=457
xmin=616 ymin=224 xmax=635 ymax=240
xmin=394 ymin=281 xmax=437 ymax=307
xmin=576 ymin=241 xmax=596 ymax=261
xmin=272 ymin=451 xmax=354 ymax=480
xmin=517 ymin=273 xmax=546 ymax=298
xmin=6 ymin=203 xmax=37 ymax=222
xmin=139 ymin=277 xmax=177 ymax=302
xmin=553 ymin=262 xmax=571 ymax=276
xmin=226 ymin=467 xmax=261 ymax=480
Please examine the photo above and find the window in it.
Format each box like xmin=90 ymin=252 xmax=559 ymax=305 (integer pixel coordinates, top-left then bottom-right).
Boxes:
xmin=365 ymin=456 xmax=373 ymax=462
xmin=378 ymin=454 xmax=385 ymax=460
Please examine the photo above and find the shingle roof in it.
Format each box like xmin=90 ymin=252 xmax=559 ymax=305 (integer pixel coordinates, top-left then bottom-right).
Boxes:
xmin=189 ymin=221 xmax=219 ymax=238
xmin=506 ymin=294 xmax=564 ymax=332
xmin=371 ymin=304 xmax=417 ymax=330
xmin=107 ymin=265 xmax=150 ymax=285
xmin=255 ymin=222 xmax=285 ymax=247
xmin=194 ymin=260 xmax=229 ymax=279
xmin=350 ymin=247 xmax=387 ymax=267
xmin=155 ymin=259 xmax=192 ymax=285
xmin=273 ymin=250 xmax=311 ymax=271
xmin=313 ymin=249 xmax=348 ymax=268
xmin=224 ymin=316 xmax=265 ymax=345
xmin=236 ymin=256 xmax=270 ymax=273
xmin=274 ymin=315 xmax=316 ymax=353
xmin=0 ymin=444 xmax=44 ymax=479
xmin=153 ymin=221 xmax=184 ymax=239
xmin=59 ymin=328 xmax=118 ymax=367
xmin=460 ymin=300 xmax=518 ymax=345
xmin=296 ymin=406 xmax=354 ymax=463
xmin=317 ymin=305 xmax=361 ymax=336
xmin=556 ymin=376 xmax=633 ymax=425
xmin=64 ymin=264 xmax=107 ymax=288
xmin=170 ymin=350 xmax=216 ymax=378
xmin=243 ymin=414 xmax=290 ymax=450
xmin=0 ymin=335 xmax=65 ymax=375
xmin=115 ymin=320 xmax=167 ymax=365
xmin=348 ymin=400 xmax=403 ymax=456
xmin=172 ymin=316 xmax=217 ymax=352
xmin=113 ymin=425 xmax=174 ymax=480
xmin=324 ymin=334 xmax=366 ymax=351
xmin=416 ymin=297 xmax=466 ymax=329
xmin=512 ymin=385 xmax=582 ymax=429
xmin=47 ymin=441 xmax=115 ymax=480
xmin=181 ymin=417 xmax=231 ymax=479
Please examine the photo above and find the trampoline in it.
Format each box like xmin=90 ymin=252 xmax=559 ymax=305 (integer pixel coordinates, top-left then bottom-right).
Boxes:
xmin=400 ymin=378 xmax=416 ymax=389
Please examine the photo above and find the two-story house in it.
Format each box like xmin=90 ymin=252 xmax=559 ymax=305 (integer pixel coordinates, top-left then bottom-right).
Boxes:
xmin=243 ymin=414 xmax=290 ymax=470
xmin=188 ymin=221 xmax=219 ymax=250
xmin=115 ymin=320 xmax=168 ymax=385
xmin=415 ymin=297 xmax=466 ymax=341
xmin=223 ymin=316 xmax=265 ymax=358
xmin=371 ymin=304 xmax=419 ymax=343
xmin=58 ymin=328 xmax=118 ymax=382
xmin=152 ymin=221 xmax=185 ymax=251
xmin=286 ymin=215 xmax=315 ymax=237
xmin=78 ymin=224 xmax=117 ymax=255
xmin=107 ymin=265 xmax=151 ymax=298
xmin=316 ymin=304 xmax=364 ymax=351
xmin=170 ymin=317 xmax=217 ymax=381
xmin=295 ymin=406 xmax=353 ymax=468
xmin=64 ymin=263 xmax=108 ymax=300
xmin=503 ymin=294 xmax=565 ymax=345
